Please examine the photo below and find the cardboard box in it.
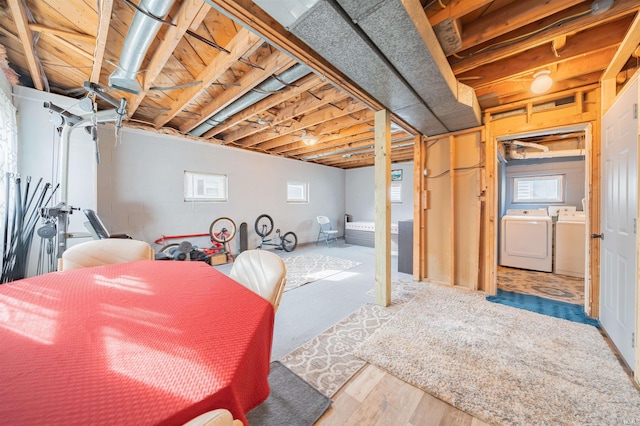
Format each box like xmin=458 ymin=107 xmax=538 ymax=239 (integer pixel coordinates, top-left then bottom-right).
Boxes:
xmin=209 ymin=253 xmax=228 ymax=265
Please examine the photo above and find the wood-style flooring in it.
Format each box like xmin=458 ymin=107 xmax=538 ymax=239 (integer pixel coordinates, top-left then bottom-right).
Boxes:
xmin=497 ymin=266 xmax=584 ymax=305
xmin=317 ymin=364 xmax=488 ymax=426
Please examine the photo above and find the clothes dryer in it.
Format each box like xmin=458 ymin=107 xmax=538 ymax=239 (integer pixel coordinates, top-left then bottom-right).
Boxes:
xmin=500 ymin=209 xmax=553 ymax=272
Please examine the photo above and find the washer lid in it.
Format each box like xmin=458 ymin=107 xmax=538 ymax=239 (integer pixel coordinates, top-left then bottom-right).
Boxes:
xmin=558 ymin=211 xmax=586 ymax=222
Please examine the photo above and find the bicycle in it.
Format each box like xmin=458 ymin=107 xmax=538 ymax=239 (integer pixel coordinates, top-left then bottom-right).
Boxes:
xmin=155 ymin=217 xmax=237 ymax=262
xmin=255 ymin=214 xmax=297 ymax=252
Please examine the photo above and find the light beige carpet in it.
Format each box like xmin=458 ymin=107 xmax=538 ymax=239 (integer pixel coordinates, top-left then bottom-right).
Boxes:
xmin=282 ymin=253 xmax=362 ymax=292
xmin=355 ymin=283 xmax=640 ymax=425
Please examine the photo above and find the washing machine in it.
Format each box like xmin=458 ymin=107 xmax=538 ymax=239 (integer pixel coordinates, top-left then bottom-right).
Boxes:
xmin=500 ymin=209 xmax=553 ymax=272
xmin=555 ymin=211 xmax=586 ymax=278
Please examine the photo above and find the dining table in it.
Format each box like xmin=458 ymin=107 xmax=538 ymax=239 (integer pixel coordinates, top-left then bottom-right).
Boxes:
xmin=0 ymin=260 xmax=275 ymax=425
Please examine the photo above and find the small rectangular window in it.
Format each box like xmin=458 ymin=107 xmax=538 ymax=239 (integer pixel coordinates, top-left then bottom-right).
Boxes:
xmin=184 ymin=171 xmax=227 ymax=202
xmin=390 ymin=182 xmax=402 ymax=203
xmin=287 ymin=181 xmax=308 ymax=203
xmin=513 ymin=175 xmax=564 ymax=203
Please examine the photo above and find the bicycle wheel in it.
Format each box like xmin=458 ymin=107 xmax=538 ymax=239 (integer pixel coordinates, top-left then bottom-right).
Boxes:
xmin=209 ymin=217 xmax=237 ymax=243
xmin=282 ymin=231 xmax=298 ymax=252
xmin=255 ymin=214 xmax=274 ymax=237
xmin=159 ymin=243 xmax=179 ymax=254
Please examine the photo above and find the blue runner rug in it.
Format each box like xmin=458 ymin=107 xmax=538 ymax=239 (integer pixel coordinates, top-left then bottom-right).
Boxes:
xmin=486 ymin=289 xmax=599 ymax=327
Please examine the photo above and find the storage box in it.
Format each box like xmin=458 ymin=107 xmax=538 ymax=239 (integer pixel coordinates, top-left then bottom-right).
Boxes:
xmin=209 ymin=253 xmax=228 ymax=265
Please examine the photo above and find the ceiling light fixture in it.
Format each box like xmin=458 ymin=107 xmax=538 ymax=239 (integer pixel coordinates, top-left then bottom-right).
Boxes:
xmin=531 ymin=70 xmax=553 ymax=94
xmin=301 ymin=130 xmax=318 ymax=146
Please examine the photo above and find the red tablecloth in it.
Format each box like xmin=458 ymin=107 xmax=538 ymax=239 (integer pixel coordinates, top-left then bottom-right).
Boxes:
xmin=0 ymin=260 xmax=274 ymax=425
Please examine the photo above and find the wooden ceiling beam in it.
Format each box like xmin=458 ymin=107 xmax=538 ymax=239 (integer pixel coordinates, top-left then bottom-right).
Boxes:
xmin=451 ymin=0 xmax=640 ymax=74
xmin=460 ymin=17 xmax=631 ymax=89
xmin=220 ymin=84 xmax=347 ymax=143
xmin=128 ymin=0 xmax=210 ymax=115
xmin=203 ymin=74 xmax=321 ymax=138
xmin=28 ymin=24 xmax=94 ymax=44
xmin=7 ymin=0 xmax=45 ymax=90
xmin=210 ymin=0 xmax=417 ymax=135
xmin=90 ymin=0 xmax=113 ymax=84
xmin=602 ymin=11 xmax=640 ymax=80
xmin=321 ymin=142 xmax=413 ymax=167
xmin=495 ymin=74 xmax=602 ymax=106
xmin=40 ymin=33 xmax=93 ymax=61
xmin=283 ymin=122 xmax=376 ymax=156
xmin=270 ymin=113 xmax=373 ymax=154
xmin=475 ymin=46 xmax=615 ymax=101
xmin=154 ymin=27 xmax=263 ymax=128
xmin=458 ymin=0 xmax=584 ymax=53
xmin=180 ymin=50 xmax=295 ymax=132
xmin=237 ymin=99 xmax=367 ymax=148
xmin=426 ymin=0 xmax=494 ymax=27
xmin=296 ymin=131 xmax=411 ymax=162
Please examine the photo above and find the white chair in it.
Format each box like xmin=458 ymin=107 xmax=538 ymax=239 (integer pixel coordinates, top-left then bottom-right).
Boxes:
xmin=316 ymin=215 xmax=338 ymax=247
xmin=182 ymin=409 xmax=243 ymax=426
xmin=229 ymin=249 xmax=286 ymax=312
xmin=59 ymin=239 xmax=154 ymax=271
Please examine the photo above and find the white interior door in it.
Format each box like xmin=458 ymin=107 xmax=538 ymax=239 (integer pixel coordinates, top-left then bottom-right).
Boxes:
xmin=601 ymin=79 xmax=638 ymax=367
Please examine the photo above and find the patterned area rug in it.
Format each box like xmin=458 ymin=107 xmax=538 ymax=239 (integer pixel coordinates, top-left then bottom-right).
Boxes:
xmin=279 ymin=280 xmax=423 ymax=397
xmin=355 ymin=283 xmax=640 ymax=425
xmin=283 ymin=253 xmax=362 ymax=292
xmin=497 ymin=266 xmax=584 ymax=304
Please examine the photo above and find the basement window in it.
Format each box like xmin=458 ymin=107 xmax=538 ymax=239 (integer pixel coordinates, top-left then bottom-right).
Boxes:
xmin=513 ymin=175 xmax=564 ymax=203
xmin=287 ymin=181 xmax=308 ymax=203
xmin=184 ymin=171 xmax=228 ymax=202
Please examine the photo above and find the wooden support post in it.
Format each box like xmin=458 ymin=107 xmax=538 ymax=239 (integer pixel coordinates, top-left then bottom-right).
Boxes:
xmin=374 ymin=109 xmax=391 ymax=307
xmin=449 ymin=135 xmax=456 ymax=286
xmin=576 ymin=90 xmax=584 ymax=114
xmin=412 ymin=134 xmax=423 ymax=280
xmin=484 ymin=112 xmax=498 ymax=295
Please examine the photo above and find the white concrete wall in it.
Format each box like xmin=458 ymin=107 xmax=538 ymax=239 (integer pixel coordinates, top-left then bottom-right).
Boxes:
xmin=96 ymin=126 xmax=346 ymax=252
xmin=345 ymin=161 xmax=414 ymax=223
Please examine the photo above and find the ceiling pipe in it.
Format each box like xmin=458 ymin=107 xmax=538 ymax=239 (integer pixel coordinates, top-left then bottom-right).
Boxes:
xmin=189 ymin=63 xmax=313 ymax=137
xmin=109 ymin=0 xmax=176 ymax=94
xmin=509 ymin=141 xmax=549 ymax=152
xmin=508 ymin=148 xmax=584 ymax=160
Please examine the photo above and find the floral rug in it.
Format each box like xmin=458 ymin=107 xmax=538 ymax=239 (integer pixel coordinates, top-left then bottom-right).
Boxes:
xmin=279 ymin=280 xmax=424 ymax=397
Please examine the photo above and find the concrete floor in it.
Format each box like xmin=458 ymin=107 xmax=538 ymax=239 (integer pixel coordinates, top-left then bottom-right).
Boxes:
xmin=214 ymin=240 xmax=413 ymax=360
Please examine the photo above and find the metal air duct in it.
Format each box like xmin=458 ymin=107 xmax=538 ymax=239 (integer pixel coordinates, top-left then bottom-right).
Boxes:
xmin=109 ymin=0 xmax=176 ymax=94
xmin=189 ymin=63 xmax=313 ymax=137
xmin=254 ymin=0 xmax=481 ymax=136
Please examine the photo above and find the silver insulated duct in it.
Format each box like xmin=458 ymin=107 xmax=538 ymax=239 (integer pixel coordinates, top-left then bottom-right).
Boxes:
xmin=254 ymin=0 xmax=481 ymax=136
xmin=109 ymin=0 xmax=176 ymax=94
xmin=189 ymin=63 xmax=313 ymax=137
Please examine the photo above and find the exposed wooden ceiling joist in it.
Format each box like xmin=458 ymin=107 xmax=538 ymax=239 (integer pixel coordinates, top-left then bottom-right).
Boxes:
xmin=451 ymin=0 xmax=640 ymax=74
xmin=7 ymin=0 xmax=45 ymax=90
xmin=90 ymin=0 xmax=113 ymax=83
xmin=153 ymin=27 xmax=263 ymax=127
xmin=127 ymin=0 xmax=210 ymax=115
xmin=457 ymin=0 xmax=584 ymax=53
xmin=3 ymin=0 xmax=637 ymax=169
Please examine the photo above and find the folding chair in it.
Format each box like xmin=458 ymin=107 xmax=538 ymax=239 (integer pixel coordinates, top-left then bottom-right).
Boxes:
xmin=316 ymin=216 xmax=338 ymax=247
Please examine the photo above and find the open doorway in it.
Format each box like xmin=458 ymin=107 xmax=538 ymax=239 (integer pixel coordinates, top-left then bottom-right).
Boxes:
xmin=495 ymin=123 xmax=592 ymax=310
